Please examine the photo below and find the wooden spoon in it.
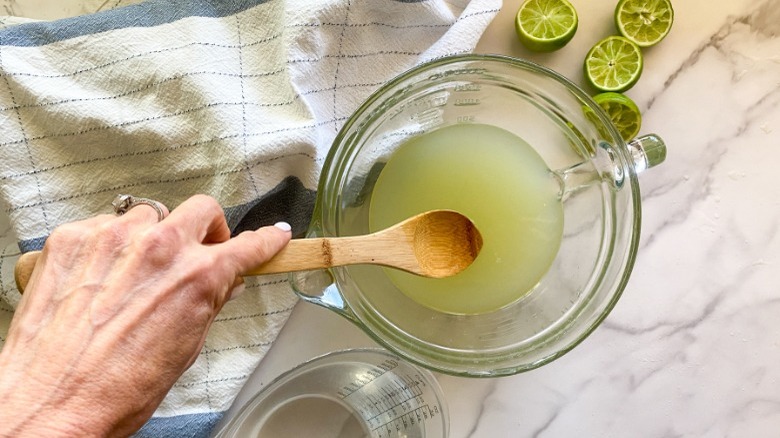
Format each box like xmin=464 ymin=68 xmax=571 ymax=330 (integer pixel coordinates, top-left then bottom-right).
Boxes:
xmin=14 ymin=210 xmax=483 ymax=293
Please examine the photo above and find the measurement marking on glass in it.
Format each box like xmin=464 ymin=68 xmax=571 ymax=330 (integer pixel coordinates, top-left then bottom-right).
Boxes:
xmin=365 ymin=378 xmax=424 ymax=422
xmin=337 ymin=359 xmax=398 ymax=398
xmin=332 ymin=359 xmax=441 ymax=437
xmin=371 ymin=405 xmax=442 ymax=436
xmin=455 ymin=83 xmax=481 ymax=92
xmin=454 ymin=97 xmax=480 ymax=106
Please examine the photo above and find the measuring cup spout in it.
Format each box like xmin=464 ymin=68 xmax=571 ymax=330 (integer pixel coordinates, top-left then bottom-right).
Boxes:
xmin=290 ymin=269 xmax=358 ymax=323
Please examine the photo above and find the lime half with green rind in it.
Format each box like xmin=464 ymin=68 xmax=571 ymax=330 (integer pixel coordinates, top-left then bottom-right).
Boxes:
xmin=584 ymin=36 xmax=643 ymax=93
xmin=593 ymin=92 xmax=642 ymax=141
xmin=515 ymin=0 xmax=578 ymax=53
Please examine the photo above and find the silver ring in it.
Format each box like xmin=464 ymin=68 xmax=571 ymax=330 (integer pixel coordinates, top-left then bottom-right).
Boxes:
xmin=112 ymin=194 xmax=165 ymax=222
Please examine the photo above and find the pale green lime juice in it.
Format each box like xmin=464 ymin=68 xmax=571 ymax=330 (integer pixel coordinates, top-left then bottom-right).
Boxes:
xmin=369 ymin=123 xmax=564 ymax=315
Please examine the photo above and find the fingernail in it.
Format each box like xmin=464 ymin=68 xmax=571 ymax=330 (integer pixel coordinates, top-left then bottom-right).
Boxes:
xmin=228 ymin=283 xmax=246 ymax=301
xmin=274 ymin=221 xmax=292 ymax=232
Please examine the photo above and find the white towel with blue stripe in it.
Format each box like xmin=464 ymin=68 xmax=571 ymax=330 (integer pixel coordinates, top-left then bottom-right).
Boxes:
xmin=0 ymin=0 xmax=500 ymax=436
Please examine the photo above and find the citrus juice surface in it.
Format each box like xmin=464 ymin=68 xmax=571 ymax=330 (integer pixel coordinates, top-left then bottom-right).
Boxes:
xmin=369 ymin=123 xmax=563 ymax=315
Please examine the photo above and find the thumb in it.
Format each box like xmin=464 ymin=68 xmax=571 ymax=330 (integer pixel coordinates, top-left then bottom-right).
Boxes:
xmin=216 ymin=222 xmax=293 ymax=276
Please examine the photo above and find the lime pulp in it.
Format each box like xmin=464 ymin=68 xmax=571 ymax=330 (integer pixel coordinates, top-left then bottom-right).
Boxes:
xmin=615 ymin=0 xmax=674 ymax=48
xmin=593 ymin=92 xmax=642 ymax=141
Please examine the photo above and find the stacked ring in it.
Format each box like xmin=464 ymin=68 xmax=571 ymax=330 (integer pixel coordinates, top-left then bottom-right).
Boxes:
xmin=111 ymin=194 xmax=165 ymax=222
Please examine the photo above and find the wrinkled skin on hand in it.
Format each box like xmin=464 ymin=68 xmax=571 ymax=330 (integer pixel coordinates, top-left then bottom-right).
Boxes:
xmin=0 ymin=194 xmax=291 ymax=437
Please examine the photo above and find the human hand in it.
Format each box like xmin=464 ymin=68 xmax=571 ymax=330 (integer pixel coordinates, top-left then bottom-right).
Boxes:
xmin=0 ymin=194 xmax=291 ymax=437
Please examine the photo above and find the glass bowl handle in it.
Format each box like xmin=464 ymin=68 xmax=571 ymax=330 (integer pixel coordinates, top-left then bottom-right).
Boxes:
xmin=628 ymin=134 xmax=667 ymax=173
xmin=555 ymin=133 xmax=667 ymax=201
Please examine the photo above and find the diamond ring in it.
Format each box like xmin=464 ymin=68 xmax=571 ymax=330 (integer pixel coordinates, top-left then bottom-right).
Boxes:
xmin=111 ymin=194 xmax=165 ymax=222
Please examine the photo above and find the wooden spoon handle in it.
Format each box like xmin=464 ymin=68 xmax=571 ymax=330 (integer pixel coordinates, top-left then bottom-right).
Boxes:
xmin=13 ymin=236 xmax=393 ymax=293
xmin=14 ymin=251 xmax=39 ymax=293
xmin=246 ymin=236 xmax=383 ymax=275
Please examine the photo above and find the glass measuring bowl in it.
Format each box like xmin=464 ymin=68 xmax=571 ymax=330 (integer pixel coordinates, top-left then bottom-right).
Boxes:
xmin=292 ymin=54 xmax=667 ymax=377
xmin=214 ymin=349 xmax=448 ymax=438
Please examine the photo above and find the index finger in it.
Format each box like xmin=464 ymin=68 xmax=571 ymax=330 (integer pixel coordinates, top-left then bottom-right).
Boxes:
xmin=163 ymin=195 xmax=232 ymax=244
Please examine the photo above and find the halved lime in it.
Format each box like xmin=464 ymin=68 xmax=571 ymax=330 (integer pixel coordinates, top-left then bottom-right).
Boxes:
xmin=615 ymin=0 xmax=674 ymax=48
xmin=584 ymin=36 xmax=643 ymax=92
xmin=593 ymin=92 xmax=641 ymax=141
xmin=515 ymin=0 xmax=578 ymax=53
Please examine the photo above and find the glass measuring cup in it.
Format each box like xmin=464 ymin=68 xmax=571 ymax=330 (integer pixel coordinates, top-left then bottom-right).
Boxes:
xmin=214 ymin=349 xmax=448 ymax=438
xmin=292 ymin=54 xmax=667 ymax=377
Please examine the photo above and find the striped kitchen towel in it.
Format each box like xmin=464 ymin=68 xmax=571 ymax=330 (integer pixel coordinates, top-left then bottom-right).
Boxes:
xmin=0 ymin=0 xmax=500 ymax=436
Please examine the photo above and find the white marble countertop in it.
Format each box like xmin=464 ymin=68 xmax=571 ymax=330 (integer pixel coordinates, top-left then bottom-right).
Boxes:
xmin=2 ymin=0 xmax=779 ymax=436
